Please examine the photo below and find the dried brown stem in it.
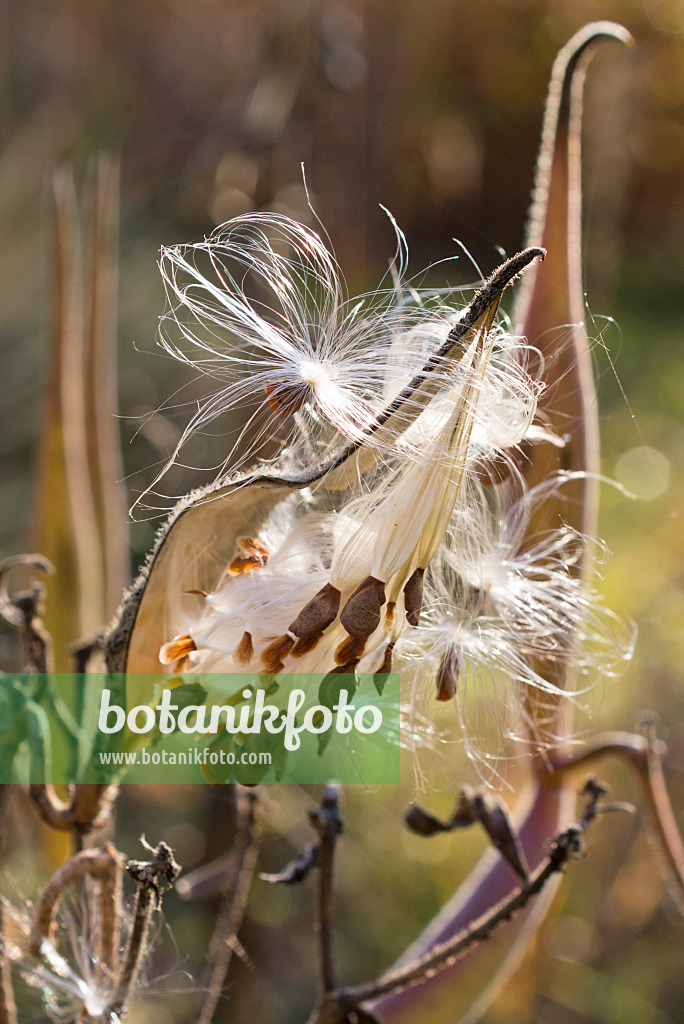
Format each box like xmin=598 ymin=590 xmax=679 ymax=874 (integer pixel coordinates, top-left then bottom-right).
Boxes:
xmin=29 ymin=842 xmax=122 ymax=959
xmin=109 ymin=840 xmax=180 ymax=1017
xmin=111 ymin=884 xmax=154 ymax=1015
xmin=310 ymin=784 xmax=613 ymax=1024
xmin=29 ymin=782 xmax=118 ymax=837
xmin=310 ymin=786 xmax=343 ymax=1001
xmin=197 ymin=788 xmax=260 ymax=1024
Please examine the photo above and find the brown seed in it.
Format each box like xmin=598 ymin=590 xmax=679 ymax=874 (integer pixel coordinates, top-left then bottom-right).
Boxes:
xmin=266 ymin=381 xmax=311 ymax=418
xmin=340 ymin=575 xmax=386 ymax=638
xmin=334 ymin=634 xmax=367 ymax=665
xmin=183 ymin=588 xmax=208 ymax=598
xmin=404 ymin=567 xmax=425 ymax=627
xmin=435 ymin=649 xmax=459 ymax=702
xmin=291 ymin=634 xmax=322 ymax=657
xmin=159 ymin=634 xmax=197 ymax=665
xmin=237 ymin=536 xmax=269 ymax=559
xmin=261 ymin=634 xmax=295 ymax=673
xmin=228 ymin=536 xmax=269 ymax=576
xmin=234 ymin=631 xmax=254 ymax=666
xmin=385 ymin=601 xmax=396 ymax=626
xmin=227 ymin=554 xmax=265 ymax=576
xmin=289 ymin=583 xmax=341 ymax=639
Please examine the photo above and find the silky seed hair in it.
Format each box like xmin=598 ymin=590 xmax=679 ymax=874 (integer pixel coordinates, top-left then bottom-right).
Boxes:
xmin=153 ymin=212 xmax=491 ymax=491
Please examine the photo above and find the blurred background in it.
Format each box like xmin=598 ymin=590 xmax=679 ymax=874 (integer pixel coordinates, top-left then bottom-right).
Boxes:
xmin=0 ymin=0 xmax=683 ymax=1021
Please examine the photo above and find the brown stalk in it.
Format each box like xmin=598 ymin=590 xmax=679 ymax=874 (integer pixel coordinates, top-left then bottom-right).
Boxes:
xmin=196 ymin=788 xmax=260 ymax=1024
xmin=28 ymin=157 xmax=128 ymax=666
xmin=109 ymin=841 xmax=180 ymax=1018
xmin=311 ymin=786 xmax=343 ymax=1001
xmin=28 ymin=172 xmax=105 ymax=664
xmin=83 ymin=155 xmax=130 ymax=619
xmin=309 ymin=784 xmax=617 ymax=1024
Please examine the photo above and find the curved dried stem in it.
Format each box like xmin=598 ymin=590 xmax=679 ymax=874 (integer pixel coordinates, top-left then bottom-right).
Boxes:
xmin=549 ymin=724 xmax=684 ymax=911
xmin=29 ymin=782 xmax=118 ymax=839
xmin=0 ymin=555 xmax=55 ymax=672
xmin=29 ymin=842 xmax=123 ymax=963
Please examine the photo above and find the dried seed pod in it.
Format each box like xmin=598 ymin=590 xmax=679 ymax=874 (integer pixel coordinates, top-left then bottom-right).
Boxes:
xmin=472 ymin=794 xmax=530 ymax=881
xmin=403 ymin=567 xmax=425 ymax=627
xmin=289 ymin=582 xmax=341 ymax=639
xmin=405 ymin=804 xmax=451 ymax=836
xmin=340 ymin=575 xmax=386 ymax=638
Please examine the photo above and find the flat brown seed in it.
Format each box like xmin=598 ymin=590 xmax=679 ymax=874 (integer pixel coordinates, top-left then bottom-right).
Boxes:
xmin=435 ymin=649 xmax=459 ymax=702
xmin=289 ymin=583 xmax=341 ymax=639
xmin=404 ymin=567 xmax=425 ymax=627
xmin=234 ymin=631 xmax=254 ymax=666
xmin=340 ymin=575 xmax=386 ymax=638
xmin=334 ymin=634 xmax=367 ymax=665
xmin=159 ymin=634 xmax=197 ymax=665
xmin=228 ymin=554 xmax=266 ymax=576
xmin=385 ymin=601 xmax=396 ymax=626
xmin=261 ymin=634 xmax=295 ymax=673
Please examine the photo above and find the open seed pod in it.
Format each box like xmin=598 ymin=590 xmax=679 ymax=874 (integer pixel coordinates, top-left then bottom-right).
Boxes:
xmin=104 ymin=246 xmax=544 ymax=712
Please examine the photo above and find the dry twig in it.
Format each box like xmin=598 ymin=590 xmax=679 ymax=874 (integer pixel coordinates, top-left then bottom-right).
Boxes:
xmin=308 ymin=781 xmax=628 ymax=1024
xmin=109 ymin=840 xmax=180 ymax=1017
xmin=196 ymin=788 xmax=260 ymax=1024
